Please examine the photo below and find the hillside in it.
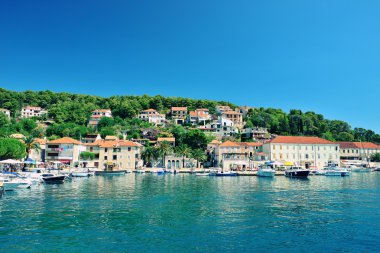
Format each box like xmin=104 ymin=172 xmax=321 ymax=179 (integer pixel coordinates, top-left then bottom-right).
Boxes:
xmin=0 ymin=88 xmax=379 ymax=144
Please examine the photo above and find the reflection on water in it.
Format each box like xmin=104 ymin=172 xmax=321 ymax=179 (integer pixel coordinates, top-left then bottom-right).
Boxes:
xmin=1 ymin=173 xmax=380 ymax=252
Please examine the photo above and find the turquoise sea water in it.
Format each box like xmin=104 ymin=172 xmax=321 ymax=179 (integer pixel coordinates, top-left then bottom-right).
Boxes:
xmin=1 ymin=173 xmax=380 ymax=252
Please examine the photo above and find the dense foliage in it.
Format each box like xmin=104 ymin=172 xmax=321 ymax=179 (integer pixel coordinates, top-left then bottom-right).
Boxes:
xmin=244 ymin=108 xmax=380 ymax=143
xmin=0 ymin=138 xmax=26 ymax=160
xmin=0 ymin=88 xmax=379 ymax=144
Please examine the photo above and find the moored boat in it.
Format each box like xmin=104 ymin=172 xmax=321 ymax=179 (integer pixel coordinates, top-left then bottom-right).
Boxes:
xmin=95 ymin=170 xmax=126 ymax=176
xmin=257 ymin=168 xmax=276 ymax=177
xmin=324 ymin=167 xmax=350 ymax=177
xmin=41 ymin=173 xmax=65 ymax=184
xmin=285 ymin=166 xmax=310 ymax=178
xmin=209 ymin=171 xmax=238 ymax=177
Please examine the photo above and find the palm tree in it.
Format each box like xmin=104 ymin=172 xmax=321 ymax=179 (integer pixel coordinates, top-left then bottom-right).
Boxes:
xmin=24 ymin=136 xmax=41 ymax=160
xmin=191 ymin=149 xmax=207 ymax=168
xmin=157 ymin=141 xmax=173 ymax=168
xmin=141 ymin=146 xmax=159 ymax=167
xmin=175 ymin=144 xmax=191 ymax=168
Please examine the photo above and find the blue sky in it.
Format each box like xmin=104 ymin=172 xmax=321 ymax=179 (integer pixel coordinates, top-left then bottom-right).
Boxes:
xmin=1 ymin=0 xmax=379 ymax=132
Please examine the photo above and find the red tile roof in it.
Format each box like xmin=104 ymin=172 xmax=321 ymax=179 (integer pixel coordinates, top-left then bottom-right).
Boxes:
xmin=171 ymin=107 xmax=187 ymax=111
xmin=269 ymin=136 xmax=335 ymax=145
xmin=48 ymin=137 xmax=82 ymax=145
xmin=337 ymin=142 xmax=380 ymax=149
xmin=219 ymin=141 xmax=241 ymax=147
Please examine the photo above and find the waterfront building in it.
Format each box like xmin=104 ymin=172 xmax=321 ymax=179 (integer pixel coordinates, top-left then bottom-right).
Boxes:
xmin=29 ymin=138 xmax=46 ymax=162
xmin=88 ymin=109 xmax=112 ymax=128
xmin=337 ymin=142 xmax=380 ymax=162
xmin=171 ymin=107 xmax=188 ymax=125
xmin=138 ymin=109 xmax=166 ymax=125
xmin=164 ymin=155 xmax=195 ymax=169
xmin=262 ymin=136 xmax=340 ymax=168
xmin=208 ymin=140 xmax=264 ymax=169
xmin=21 ymin=106 xmax=47 ymax=118
xmin=45 ymin=137 xmax=86 ymax=166
xmin=86 ymin=139 xmax=142 ymax=170
xmin=0 ymin=108 xmax=11 ymax=118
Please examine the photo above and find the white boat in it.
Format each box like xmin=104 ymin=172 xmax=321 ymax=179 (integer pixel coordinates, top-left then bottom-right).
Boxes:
xmin=314 ymin=169 xmax=326 ymax=175
xmin=195 ymin=172 xmax=209 ymax=176
xmin=41 ymin=173 xmax=65 ymax=184
xmin=0 ymin=176 xmax=32 ymax=191
xmin=257 ymin=168 xmax=276 ymax=177
xmin=343 ymin=165 xmax=371 ymax=172
xmin=324 ymin=168 xmax=350 ymax=177
xmin=71 ymin=169 xmax=92 ymax=177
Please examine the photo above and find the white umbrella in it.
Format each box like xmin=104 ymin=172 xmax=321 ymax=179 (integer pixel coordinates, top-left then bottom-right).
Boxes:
xmin=0 ymin=159 xmax=22 ymax=164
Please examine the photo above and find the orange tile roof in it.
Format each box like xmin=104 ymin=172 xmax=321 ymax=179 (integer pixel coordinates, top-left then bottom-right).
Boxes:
xmin=270 ymin=136 xmax=334 ymax=145
xmin=337 ymin=142 xmax=380 ymax=149
xmin=34 ymin=138 xmax=47 ymax=145
xmin=171 ymin=107 xmax=187 ymax=111
xmin=143 ymin=109 xmax=158 ymax=112
xmin=189 ymin=111 xmax=197 ymax=117
xmin=219 ymin=140 xmax=241 ymax=147
xmin=48 ymin=137 xmax=82 ymax=145
xmin=98 ymin=140 xmax=140 ymax=148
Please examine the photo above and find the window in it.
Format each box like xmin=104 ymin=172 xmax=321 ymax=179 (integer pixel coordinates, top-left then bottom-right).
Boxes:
xmin=113 ymin=155 xmax=117 ymax=160
xmin=343 ymin=150 xmax=346 ymax=153
xmin=105 ymin=148 xmax=108 ymax=152
xmin=305 ymin=154 xmax=309 ymax=159
xmin=128 ymin=147 xmax=131 ymax=151
xmin=113 ymin=148 xmax=121 ymax=152
xmin=104 ymin=156 xmax=108 ymax=160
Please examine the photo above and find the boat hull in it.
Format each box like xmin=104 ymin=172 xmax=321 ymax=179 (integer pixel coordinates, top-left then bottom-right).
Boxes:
xmin=71 ymin=172 xmax=91 ymax=177
xmin=95 ymin=170 xmax=126 ymax=176
xmin=257 ymin=170 xmax=275 ymax=177
xmin=325 ymin=171 xmax=350 ymax=177
xmin=285 ymin=170 xmax=310 ymax=178
xmin=42 ymin=176 xmax=65 ymax=184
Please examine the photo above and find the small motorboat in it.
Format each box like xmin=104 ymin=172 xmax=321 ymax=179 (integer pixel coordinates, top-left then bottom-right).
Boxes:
xmin=41 ymin=173 xmax=65 ymax=184
xmin=285 ymin=166 xmax=310 ymax=178
xmin=372 ymin=167 xmax=380 ymax=172
xmin=71 ymin=169 xmax=93 ymax=177
xmin=95 ymin=170 xmax=126 ymax=176
xmin=210 ymin=171 xmax=238 ymax=177
xmin=324 ymin=167 xmax=350 ymax=177
xmin=0 ymin=176 xmax=32 ymax=190
xmin=257 ymin=168 xmax=276 ymax=177
xmin=195 ymin=172 xmax=210 ymax=176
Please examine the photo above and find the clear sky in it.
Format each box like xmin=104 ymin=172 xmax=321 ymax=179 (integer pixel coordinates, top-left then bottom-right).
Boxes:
xmin=1 ymin=0 xmax=379 ymax=132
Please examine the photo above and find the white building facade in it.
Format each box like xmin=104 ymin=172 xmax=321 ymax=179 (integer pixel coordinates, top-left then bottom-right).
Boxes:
xmin=262 ymin=136 xmax=340 ymax=168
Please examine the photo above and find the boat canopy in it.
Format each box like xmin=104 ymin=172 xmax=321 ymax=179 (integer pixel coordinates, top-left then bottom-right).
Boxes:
xmin=284 ymin=161 xmax=294 ymax=166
